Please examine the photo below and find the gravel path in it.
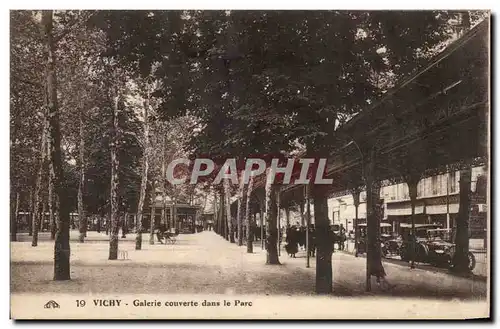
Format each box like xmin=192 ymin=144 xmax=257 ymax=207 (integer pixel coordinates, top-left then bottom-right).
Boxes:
xmin=11 ymin=231 xmax=487 ymax=299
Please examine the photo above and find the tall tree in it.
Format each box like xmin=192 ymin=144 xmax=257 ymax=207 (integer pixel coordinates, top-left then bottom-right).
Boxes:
xmin=236 ymin=173 xmax=246 ymax=246
xmin=452 ymin=168 xmax=472 ymax=272
xmin=223 ymin=177 xmax=235 ymax=243
xmin=264 ymin=168 xmax=280 ymax=264
xmin=245 ymin=174 xmax=255 ymax=253
xmin=42 ymin=10 xmax=72 ymax=280
xmin=149 ymin=180 xmax=156 ymax=244
xmin=11 ymin=192 xmax=20 ymax=242
xmin=108 ymin=91 xmax=121 ymax=260
xmin=135 ymin=86 xmax=150 ymax=250
xmin=31 ymin=113 xmax=49 ymax=247
xmin=77 ymin=110 xmax=87 ymax=242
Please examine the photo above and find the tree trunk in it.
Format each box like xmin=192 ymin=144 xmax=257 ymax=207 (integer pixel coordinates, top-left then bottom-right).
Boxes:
xmin=169 ymin=198 xmax=174 ymax=232
xmin=78 ymin=111 xmax=86 ymax=243
xmin=108 ymin=92 xmax=120 ymax=260
xmin=213 ymin=191 xmax=218 ymax=234
xmin=121 ymin=213 xmax=127 ymax=238
xmin=172 ymin=196 xmax=177 ymax=233
xmin=219 ymin=190 xmax=225 ymax=238
xmin=277 ymin=192 xmax=281 ymax=257
xmin=31 ymin=123 xmax=48 ymax=247
xmin=28 ymin=188 xmax=33 ymax=236
xmin=306 ymin=185 xmax=311 ymax=268
xmin=11 ymin=192 xmax=19 ymax=241
xmin=364 ymin=148 xmax=386 ymax=291
xmin=41 ymin=201 xmax=47 ymax=232
xmin=223 ymin=178 xmax=234 ymax=243
xmin=365 ymin=176 xmax=374 ymax=292
xmin=313 ymin=184 xmax=333 ymax=294
xmin=407 ymin=176 xmax=419 ymax=269
xmin=265 ymin=169 xmax=280 ymax=264
xmin=285 ymin=207 xmax=290 ymax=228
xmin=135 ymin=165 xmax=147 ymax=248
xmin=365 ymin=177 xmax=384 ymax=291
xmin=452 ymin=168 xmax=472 ymax=273
xmin=32 ymin=148 xmax=43 ymax=246
xmin=260 ymin=200 xmax=264 ymax=249
xmin=224 ymin=200 xmax=228 ymax=239
xmin=97 ymin=215 xmax=101 ymax=233
xmin=245 ymin=175 xmax=254 ymax=253
xmin=161 ymin=133 xmax=167 ymax=228
xmin=43 ymin=10 xmax=71 ymax=280
xmin=162 ymin=192 xmax=168 ymax=228
xmin=106 ymin=211 xmax=110 ymax=235
xmin=48 ymin=141 xmax=56 ymax=239
xmin=253 ymin=212 xmax=256 ymax=240
xmin=236 ymin=175 xmax=246 ymax=246
xmin=149 ymin=181 xmax=156 ymax=244
xmin=135 ymin=101 xmax=149 ymax=250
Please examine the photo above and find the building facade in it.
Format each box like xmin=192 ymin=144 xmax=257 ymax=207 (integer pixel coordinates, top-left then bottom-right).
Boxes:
xmin=328 ymin=166 xmax=487 ymax=237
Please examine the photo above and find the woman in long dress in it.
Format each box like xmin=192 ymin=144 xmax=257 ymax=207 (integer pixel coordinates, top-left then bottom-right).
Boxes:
xmin=371 ymin=239 xmax=394 ymax=290
xmin=285 ymin=226 xmax=299 ymax=257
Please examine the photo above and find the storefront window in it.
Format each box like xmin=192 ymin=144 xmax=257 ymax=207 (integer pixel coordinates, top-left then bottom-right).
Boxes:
xmin=417 ymin=181 xmax=422 ymax=198
xmin=432 ymin=176 xmax=438 ymax=195
xmin=449 ymin=171 xmax=457 ymax=193
xmin=403 ymin=184 xmax=409 ymax=200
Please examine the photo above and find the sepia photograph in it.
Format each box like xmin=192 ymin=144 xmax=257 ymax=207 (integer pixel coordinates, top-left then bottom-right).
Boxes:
xmin=9 ymin=8 xmax=490 ymax=320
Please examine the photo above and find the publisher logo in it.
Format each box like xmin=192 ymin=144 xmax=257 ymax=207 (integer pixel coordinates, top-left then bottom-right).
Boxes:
xmin=44 ymin=300 xmax=60 ymax=309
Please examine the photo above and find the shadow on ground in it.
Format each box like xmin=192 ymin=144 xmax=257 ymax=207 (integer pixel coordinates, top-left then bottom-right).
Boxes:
xmin=11 ymin=231 xmax=487 ymax=301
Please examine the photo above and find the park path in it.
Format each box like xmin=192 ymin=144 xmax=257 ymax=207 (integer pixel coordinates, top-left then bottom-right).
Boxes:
xmin=11 ymin=231 xmax=487 ymax=300
xmin=11 ymin=231 xmax=315 ymax=296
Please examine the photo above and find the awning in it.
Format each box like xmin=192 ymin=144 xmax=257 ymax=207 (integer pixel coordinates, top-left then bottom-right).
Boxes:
xmin=426 ymin=204 xmax=459 ymax=215
xmin=386 ymin=205 xmax=425 ymax=217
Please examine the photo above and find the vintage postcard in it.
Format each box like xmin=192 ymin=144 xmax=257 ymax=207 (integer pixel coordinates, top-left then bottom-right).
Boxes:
xmin=10 ymin=9 xmax=490 ymax=320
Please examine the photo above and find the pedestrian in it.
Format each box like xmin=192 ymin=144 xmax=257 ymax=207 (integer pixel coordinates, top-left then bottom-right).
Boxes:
xmin=308 ymin=227 xmax=316 ymax=257
xmin=285 ymin=226 xmax=299 ymax=257
xmin=156 ymin=224 xmax=166 ymax=244
xmin=371 ymin=242 xmax=395 ymax=291
xmin=339 ymin=230 xmax=346 ymax=251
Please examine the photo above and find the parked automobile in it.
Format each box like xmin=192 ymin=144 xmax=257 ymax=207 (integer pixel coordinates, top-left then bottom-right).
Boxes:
xmin=399 ymin=223 xmax=441 ymax=262
xmin=399 ymin=224 xmax=476 ymax=270
xmin=355 ymin=222 xmax=394 ymax=256
xmin=381 ymin=233 xmax=402 ymax=257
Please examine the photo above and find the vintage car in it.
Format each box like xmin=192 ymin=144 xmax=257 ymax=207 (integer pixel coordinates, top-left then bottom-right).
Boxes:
xmin=355 ymin=222 xmax=396 ymax=256
xmin=381 ymin=233 xmax=402 ymax=257
xmin=399 ymin=223 xmax=442 ymax=263
xmin=399 ymin=224 xmax=476 ymax=270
